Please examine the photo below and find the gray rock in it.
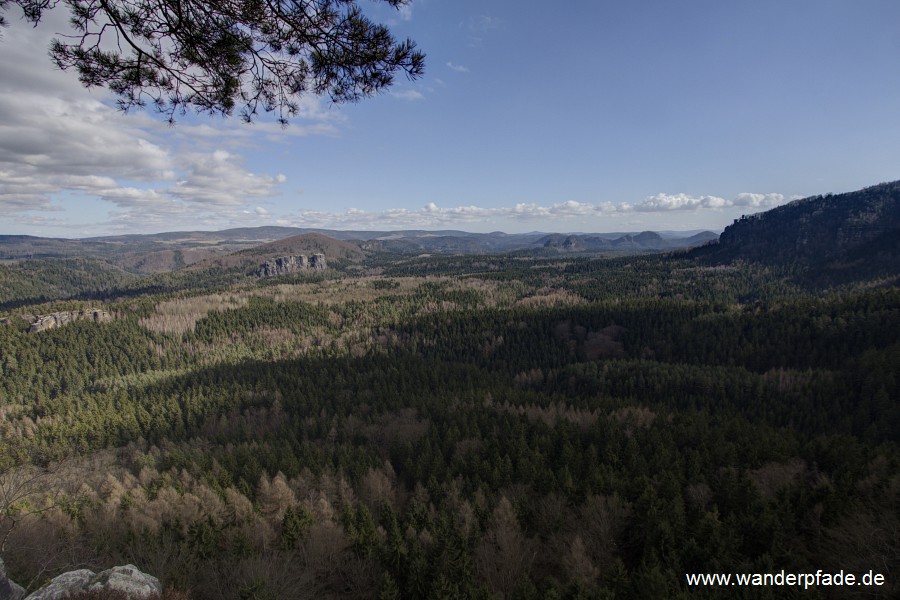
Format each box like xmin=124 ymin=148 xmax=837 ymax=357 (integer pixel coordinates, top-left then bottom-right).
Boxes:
xmin=309 ymin=253 xmax=327 ymax=269
xmin=28 ymin=309 xmax=112 ymax=333
xmin=0 ymin=558 xmax=26 ymax=600
xmin=86 ymin=565 xmax=161 ymax=599
xmin=257 ymin=255 xmax=306 ymax=277
xmin=24 ymin=570 xmax=94 ymax=600
xmin=256 ymin=253 xmax=326 ymax=277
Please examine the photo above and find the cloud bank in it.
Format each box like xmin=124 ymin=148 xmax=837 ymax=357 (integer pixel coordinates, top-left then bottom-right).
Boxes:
xmin=0 ymin=10 xmax=328 ymax=233
xmin=634 ymin=193 xmax=789 ymax=212
xmin=271 ymin=192 xmax=790 ymax=231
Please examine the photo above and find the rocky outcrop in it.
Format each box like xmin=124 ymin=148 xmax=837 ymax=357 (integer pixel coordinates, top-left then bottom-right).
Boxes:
xmin=256 ymin=253 xmax=326 ymax=277
xmin=695 ymin=180 xmax=900 ymax=267
xmin=84 ymin=565 xmax=161 ymax=598
xmin=23 ymin=570 xmax=94 ymax=600
xmin=1 ymin=558 xmax=26 ymax=600
xmin=257 ymin=254 xmax=307 ymax=277
xmin=309 ymin=253 xmax=326 ymax=269
xmin=28 ymin=309 xmax=111 ymax=334
xmin=23 ymin=565 xmax=160 ymax=600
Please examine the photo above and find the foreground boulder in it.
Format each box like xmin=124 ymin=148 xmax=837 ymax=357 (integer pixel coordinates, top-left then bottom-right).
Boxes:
xmin=23 ymin=570 xmax=94 ymax=600
xmin=23 ymin=565 xmax=160 ymax=600
xmin=0 ymin=558 xmax=26 ymax=600
xmin=85 ymin=566 xmax=161 ymax=599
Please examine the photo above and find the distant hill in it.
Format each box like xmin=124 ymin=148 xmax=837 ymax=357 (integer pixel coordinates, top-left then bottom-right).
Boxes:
xmin=237 ymin=232 xmax=368 ymax=261
xmin=691 ymin=180 xmax=900 ymax=283
xmin=360 ymin=231 xmax=550 ymax=254
xmin=0 ymin=257 xmax=134 ymax=308
xmin=683 ymin=230 xmax=721 ymax=246
xmin=0 ymin=230 xmax=295 ymax=274
xmin=189 ymin=232 xmax=368 ymax=272
xmin=536 ymin=230 xmax=718 ymax=253
xmin=0 ymin=227 xmax=720 ymax=274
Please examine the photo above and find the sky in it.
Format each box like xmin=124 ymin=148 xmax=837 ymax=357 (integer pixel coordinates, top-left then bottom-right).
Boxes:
xmin=1 ymin=0 xmax=900 ymax=237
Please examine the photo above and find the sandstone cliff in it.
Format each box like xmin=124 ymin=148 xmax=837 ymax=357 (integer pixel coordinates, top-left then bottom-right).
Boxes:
xmin=256 ymin=253 xmax=326 ymax=277
xmin=28 ymin=309 xmax=112 ymax=334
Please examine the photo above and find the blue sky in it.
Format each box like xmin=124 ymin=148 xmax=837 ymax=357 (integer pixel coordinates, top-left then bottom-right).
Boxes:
xmin=1 ymin=0 xmax=899 ymax=236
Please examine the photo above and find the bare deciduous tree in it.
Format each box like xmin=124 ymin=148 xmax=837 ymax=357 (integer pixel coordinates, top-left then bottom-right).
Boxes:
xmin=0 ymin=438 xmax=67 ymax=554
xmin=474 ymin=496 xmax=536 ymax=599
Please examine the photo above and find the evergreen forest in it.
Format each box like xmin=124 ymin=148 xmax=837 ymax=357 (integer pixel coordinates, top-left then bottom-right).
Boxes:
xmin=1 ymin=230 xmax=898 ymax=599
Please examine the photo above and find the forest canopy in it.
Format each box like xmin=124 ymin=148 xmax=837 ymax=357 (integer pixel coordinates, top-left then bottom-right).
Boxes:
xmin=1 ymin=246 xmax=898 ymax=598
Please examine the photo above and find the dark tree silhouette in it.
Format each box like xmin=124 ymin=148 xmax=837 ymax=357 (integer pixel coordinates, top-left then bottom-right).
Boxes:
xmin=0 ymin=0 xmax=424 ymax=122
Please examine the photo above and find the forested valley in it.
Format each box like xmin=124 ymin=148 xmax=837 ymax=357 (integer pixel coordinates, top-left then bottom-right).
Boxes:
xmin=1 ymin=227 xmax=898 ymax=598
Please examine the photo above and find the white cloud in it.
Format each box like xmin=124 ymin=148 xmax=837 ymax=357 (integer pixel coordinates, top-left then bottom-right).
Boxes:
xmin=397 ymin=3 xmax=413 ymax=21
xmin=0 ymin=8 xmax=333 ymax=230
xmin=636 ymin=193 xmax=729 ymax=211
xmin=0 ymin=95 xmax=172 ymax=182
xmin=168 ymin=151 xmax=285 ymax=205
xmin=391 ymin=89 xmax=425 ymax=101
xmin=272 ymin=191 xmax=790 ymax=232
xmin=733 ymin=192 xmax=785 ymax=208
xmin=469 ymin=14 xmax=500 ymax=33
xmin=279 ymin=200 xmax=623 ymax=230
xmin=466 ymin=14 xmax=501 ymax=47
xmin=634 ymin=192 xmax=790 ymax=212
xmin=447 ymin=62 xmax=470 ymax=73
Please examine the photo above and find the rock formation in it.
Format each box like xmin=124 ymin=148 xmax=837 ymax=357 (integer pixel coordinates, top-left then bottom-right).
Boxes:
xmin=12 ymin=564 xmax=161 ymax=600
xmin=28 ymin=309 xmax=111 ymax=334
xmin=23 ymin=570 xmax=94 ymax=600
xmin=256 ymin=253 xmax=326 ymax=277
xmin=1 ymin=558 xmax=26 ymax=600
xmin=83 ymin=565 xmax=161 ymax=598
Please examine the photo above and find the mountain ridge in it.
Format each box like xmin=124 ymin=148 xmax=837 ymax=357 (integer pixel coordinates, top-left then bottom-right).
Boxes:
xmin=0 ymin=227 xmax=719 ymax=273
xmin=690 ymin=180 xmax=900 ymax=283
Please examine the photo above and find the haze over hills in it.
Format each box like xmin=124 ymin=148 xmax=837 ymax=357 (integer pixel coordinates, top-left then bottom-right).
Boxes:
xmin=536 ymin=231 xmax=719 ymax=253
xmin=2 ymin=179 xmax=899 ymax=299
xmin=0 ymin=227 xmax=720 ymax=274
